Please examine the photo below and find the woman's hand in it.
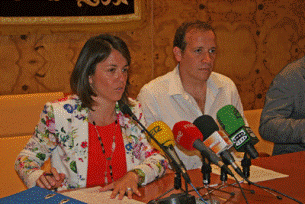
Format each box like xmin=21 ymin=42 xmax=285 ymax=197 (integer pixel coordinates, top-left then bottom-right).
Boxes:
xmin=36 ymin=167 xmax=65 ymax=190
xmin=99 ymin=171 xmax=141 ymax=200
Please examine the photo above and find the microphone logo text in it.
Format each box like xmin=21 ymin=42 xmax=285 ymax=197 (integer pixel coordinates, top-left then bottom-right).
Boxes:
xmin=175 ymin=131 xmax=183 ymax=143
xmin=231 ymin=129 xmax=250 ymax=149
xmin=149 ymin=125 xmax=162 ymax=137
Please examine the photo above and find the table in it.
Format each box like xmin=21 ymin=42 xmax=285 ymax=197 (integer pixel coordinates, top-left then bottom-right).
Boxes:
xmin=133 ymin=151 xmax=305 ymax=204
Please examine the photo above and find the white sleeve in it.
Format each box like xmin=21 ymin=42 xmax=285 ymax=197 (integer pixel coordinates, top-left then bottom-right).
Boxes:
xmin=137 ymin=86 xmax=161 ymax=126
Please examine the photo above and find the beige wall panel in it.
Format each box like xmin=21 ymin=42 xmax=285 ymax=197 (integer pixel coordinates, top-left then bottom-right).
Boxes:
xmin=152 ymin=0 xmax=202 ymax=79
xmin=206 ymin=0 xmax=260 ymax=110
xmin=0 ymin=36 xmax=19 ymax=95
xmin=1 ymin=0 xmax=305 ymax=110
xmin=119 ymin=27 xmax=153 ymax=98
xmin=2 ymin=33 xmax=90 ymax=94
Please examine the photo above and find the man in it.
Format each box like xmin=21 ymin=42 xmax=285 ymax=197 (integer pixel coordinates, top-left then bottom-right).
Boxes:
xmin=259 ymin=55 xmax=305 ymax=155
xmin=137 ymin=20 xmax=245 ymax=170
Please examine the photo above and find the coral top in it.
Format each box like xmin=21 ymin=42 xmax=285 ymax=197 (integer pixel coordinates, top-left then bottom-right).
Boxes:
xmin=86 ymin=121 xmax=127 ymax=187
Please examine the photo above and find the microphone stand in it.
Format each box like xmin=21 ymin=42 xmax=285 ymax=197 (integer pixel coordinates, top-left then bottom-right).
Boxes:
xmin=233 ymin=145 xmax=299 ymax=202
xmin=150 ymin=170 xmax=199 ymax=204
xmin=121 ymin=104 xmax=196 ymax=204
xmin=202 ymin=163 xmax=236 ymax=198
xmin=229 ymin=151 xmax=286 ymax=199
xmin=241 ymin=151 xmax=252 ymax=179
xmin=202 ymin=157 xmax=212 ymax=186
xmin=199 ymin=157 xmax=214 ymax=202
xmin=191 ymin=155 xmax=232 ymax=203
xmin=151 ymin=171 xmax=183 ymax=200
xmin=212 ymin=166 xmax=236 ymax=196
xmin=222 ymin=152 xmax=255 ymax=194
xmin=238 ymin=152 xmax=282 ymax=199
xmin=224 ymin=151 xmax=303 ymax=203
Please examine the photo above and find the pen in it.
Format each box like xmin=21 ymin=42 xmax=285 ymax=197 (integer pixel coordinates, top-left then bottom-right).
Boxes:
xmin=43 ymin=173 xmax=54 ymax=177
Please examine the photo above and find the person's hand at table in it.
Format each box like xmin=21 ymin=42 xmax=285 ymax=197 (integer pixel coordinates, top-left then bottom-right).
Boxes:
xmin=99 ymin=171 xmax=141 ymax=200
xmin=36 ymin=167 xmax=66 ymax=190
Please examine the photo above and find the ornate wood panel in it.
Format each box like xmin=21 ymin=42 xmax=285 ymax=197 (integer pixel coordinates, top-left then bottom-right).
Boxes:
xmin=0 ymin=0 xmax=305 ymax=110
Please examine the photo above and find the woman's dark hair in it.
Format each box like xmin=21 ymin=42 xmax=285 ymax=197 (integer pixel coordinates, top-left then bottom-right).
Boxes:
xmin=70 ymin=34 xmax=131 ymax=110
xmin=173 ymin=20 xmax=214 ymax=52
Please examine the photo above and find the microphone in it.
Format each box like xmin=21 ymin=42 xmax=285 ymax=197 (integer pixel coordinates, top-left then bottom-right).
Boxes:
xmin=172 ymin=121 xmax=234 ymax=177
xmin=216 ymin=106 xmax=305 ymax=204
xmin=216 ymin=105 xmax=259 ymax=159
xmin=121 ymin=103 xmax=192 ymax=184
xmin=121 ymin=105 xmax=213 ymax=204
xmin=121 ymin=103 xmax=139 ymax=122
xmin=193 ymin=115 xmax=245 ymax=178
xmin=146 ymin=121 xmax=191 ymax=184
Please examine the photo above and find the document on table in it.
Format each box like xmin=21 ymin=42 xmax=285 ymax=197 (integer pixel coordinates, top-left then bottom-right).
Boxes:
xmin=61 ymin=186 xmax=145 ymax=204
xmin=211 ymin=163 xmax=289 ymax=183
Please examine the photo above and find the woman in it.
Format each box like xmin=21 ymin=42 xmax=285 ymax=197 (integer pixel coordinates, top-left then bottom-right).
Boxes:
xmin=15 ymin=34 xmax=168 ymax=200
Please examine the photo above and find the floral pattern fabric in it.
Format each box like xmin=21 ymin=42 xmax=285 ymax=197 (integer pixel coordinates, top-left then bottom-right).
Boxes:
xmin=15 ymin=95 xmax=168 ymax=190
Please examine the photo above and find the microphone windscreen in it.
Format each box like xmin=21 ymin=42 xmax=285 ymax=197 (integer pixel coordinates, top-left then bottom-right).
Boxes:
xmin=193 ymin=115 xmax=219 ymax=139
xmin=193 ymin=115 xmax=233 ymax=154
xmin=146 ymin=121 xmax=175 ymax=153
xmin=172 ymin=121 xmax=203 ymax=151
xmin=216 ymin=105 xmax=245 ymax=135
xmin=120 ymin=103 xmax=133 ymax=116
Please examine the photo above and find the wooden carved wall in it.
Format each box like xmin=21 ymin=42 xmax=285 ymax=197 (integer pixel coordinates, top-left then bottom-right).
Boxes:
xmin=0 ymin=0 xmax=305 ymax=110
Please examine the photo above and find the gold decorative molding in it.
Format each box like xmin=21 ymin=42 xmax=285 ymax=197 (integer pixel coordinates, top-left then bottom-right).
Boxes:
xmin=0 ymin=0 xmax=145 ymax=35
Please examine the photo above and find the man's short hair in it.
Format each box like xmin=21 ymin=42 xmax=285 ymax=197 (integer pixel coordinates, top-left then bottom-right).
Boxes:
xmin=173 ymin=20 xmax=214 ymax=52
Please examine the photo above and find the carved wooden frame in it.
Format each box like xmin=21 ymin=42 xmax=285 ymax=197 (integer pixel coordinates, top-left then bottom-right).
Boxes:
xmin=0 ymin=0 xmax=145 ymax=35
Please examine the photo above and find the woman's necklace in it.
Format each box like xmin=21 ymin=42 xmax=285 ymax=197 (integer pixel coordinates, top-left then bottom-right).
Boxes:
xmin=92 ymin=119 xmax=118 ymax=185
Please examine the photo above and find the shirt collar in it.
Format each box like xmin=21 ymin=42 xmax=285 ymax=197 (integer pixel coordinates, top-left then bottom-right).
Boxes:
xmin=168 ymin=65 xmax=185 ymax=96
xmin=168 ymin=64 xmax=225 ymax=96
xmin=207 ymin=72 xmax=225 ymax=96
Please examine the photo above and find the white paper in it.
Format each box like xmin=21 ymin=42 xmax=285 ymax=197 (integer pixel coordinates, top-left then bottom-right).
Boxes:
xmin=61 ymin=186 xmax=145 ymax=204
xmin=211 ymin=162 xmax=289 ymax=183
xmin=61 ymin=163 xmax=289 ymax=203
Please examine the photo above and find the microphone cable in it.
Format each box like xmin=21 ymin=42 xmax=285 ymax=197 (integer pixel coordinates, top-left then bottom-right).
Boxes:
xmin=180 ymin=177 xmax=210 ymax=204
xmin=236 ymin=152 xmax=302 ymax=203
xmin=120 ymin=103 xmax=209 ymax=203
xmin=229 ymin=157 xmax=302 ymax=203
xmin=185 ymin=166 xmax=249 ymax=204
xmin=244 ymin=177 xmax=303 ymax=204
xmin=189 ymin=182 xmax=210 ymax=204
xmin=231 ymin=173 xmax=249 ymax=204
xmin=226 ymin=152 xmax=302 ymax=203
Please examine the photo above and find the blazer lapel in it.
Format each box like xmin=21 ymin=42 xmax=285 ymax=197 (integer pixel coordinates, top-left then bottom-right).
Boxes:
xmin=116 ymin=104 xmax=135 ymax=171
xmin=70 ymin=101 xmax=89 ymax=188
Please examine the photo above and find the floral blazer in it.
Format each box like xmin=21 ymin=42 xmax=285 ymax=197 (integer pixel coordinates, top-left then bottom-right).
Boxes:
xmin=15 ymin=95 xmax=168 ymax=190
